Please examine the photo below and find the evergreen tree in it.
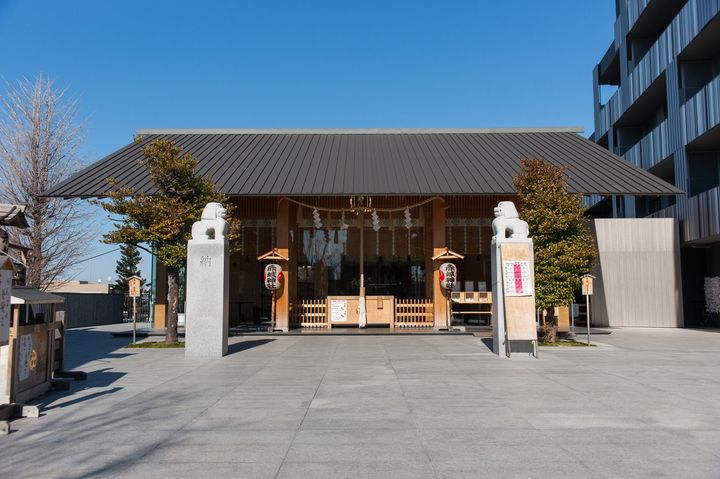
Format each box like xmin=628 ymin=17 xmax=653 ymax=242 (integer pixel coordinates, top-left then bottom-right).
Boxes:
xmin=95 ymin=139 xmax=233 ymax=343
xmin=113 ymin=243 xmax=143 ymax=293
xmin=513 ymin=157 xmax=596 ymax=343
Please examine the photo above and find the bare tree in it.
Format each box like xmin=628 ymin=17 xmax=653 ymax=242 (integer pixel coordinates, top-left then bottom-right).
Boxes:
xmin=0 ymin=75 xmax=93 ymax=289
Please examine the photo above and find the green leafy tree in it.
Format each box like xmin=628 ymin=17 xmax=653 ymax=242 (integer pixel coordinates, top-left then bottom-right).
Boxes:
xmin=113 ymin=243 xmax=144 ymax=293
xmin=96 ymin=139 xmax=231 ymax=343
xmin=514 ymin=157 xmax=596 ymax=343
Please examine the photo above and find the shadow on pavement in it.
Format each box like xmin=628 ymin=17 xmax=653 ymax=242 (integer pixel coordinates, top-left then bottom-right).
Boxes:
xmin=63 ymin=327 xmax=134 ymax=370
xmin=27 ymin=328 xmax=132 ymax=413
xmin=227 ymin=338 xmax=275 ymax=355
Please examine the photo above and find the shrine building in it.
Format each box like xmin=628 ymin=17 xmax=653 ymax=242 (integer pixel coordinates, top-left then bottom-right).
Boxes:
xmin=45 ymin=128 xmax=682 ymax=331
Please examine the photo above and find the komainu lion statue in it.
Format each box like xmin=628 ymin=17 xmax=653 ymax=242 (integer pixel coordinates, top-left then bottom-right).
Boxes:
xmin=191 ymin=202 xmax=228 ymax=241
xmin=491 ymin=201 xmax=529 ymax=239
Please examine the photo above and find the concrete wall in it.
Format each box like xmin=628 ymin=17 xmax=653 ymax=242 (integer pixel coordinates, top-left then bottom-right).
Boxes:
xmin=53 ymin=293 xmax=124 ymax=329
xmin=591 ymin=218 xmax=683 ymax=327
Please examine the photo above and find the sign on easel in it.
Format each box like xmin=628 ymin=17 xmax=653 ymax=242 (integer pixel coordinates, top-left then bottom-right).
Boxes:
xmin=500 ymin=242 xmax=538 ymax=355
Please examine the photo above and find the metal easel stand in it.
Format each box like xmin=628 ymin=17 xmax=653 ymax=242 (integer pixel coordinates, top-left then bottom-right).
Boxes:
xmin=505 ymin=339 xmax=539 ymax=359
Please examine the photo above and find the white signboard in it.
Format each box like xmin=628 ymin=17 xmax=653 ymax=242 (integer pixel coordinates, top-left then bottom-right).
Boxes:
xmin=0 ymin=269 xmax=11 ymax=343
xmin=18 ymin=334 xmax=32 ymax=381
xmin=331 ymin=299 xmax=347 ymax=322
xmin=502 ymin=260 xmax=532 ymax=297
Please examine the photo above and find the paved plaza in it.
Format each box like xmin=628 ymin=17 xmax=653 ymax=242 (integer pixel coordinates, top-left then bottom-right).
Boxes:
xmin=2 ymin=325 xmax=720 ymax=478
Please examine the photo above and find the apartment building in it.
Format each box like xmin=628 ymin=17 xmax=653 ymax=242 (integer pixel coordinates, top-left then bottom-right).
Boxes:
xmin=592 ymin=0 xmax=720 ymax=325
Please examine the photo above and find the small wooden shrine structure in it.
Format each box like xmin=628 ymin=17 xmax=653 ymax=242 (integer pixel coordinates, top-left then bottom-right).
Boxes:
xmin=1 ymin=287 xmax=64 ymax=404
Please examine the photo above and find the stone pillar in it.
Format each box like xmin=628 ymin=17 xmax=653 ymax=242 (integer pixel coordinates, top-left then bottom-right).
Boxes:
xmin=185 ymin=204 xmax=229 ymax=358
xmin=490 ymin=201 xmax=537 ymax=358
xmin=275 ymin=198 xmax=290 ymax=332
xmin=490 ymin=238 xmax=506 ymax=356
xmin=432 ymin=198 xmax=449 ymax=330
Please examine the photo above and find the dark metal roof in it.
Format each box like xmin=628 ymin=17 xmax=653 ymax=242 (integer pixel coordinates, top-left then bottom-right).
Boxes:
xmin=44 ymin=128 xmax=682 ymax=198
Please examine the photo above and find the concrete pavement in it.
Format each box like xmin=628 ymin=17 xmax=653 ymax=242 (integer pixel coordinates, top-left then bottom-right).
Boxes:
xmin=2 ymin=325 xmax=720 ymax=478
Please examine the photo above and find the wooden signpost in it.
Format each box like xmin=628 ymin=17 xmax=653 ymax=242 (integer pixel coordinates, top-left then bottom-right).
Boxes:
xmin=581 ymin=274 xmax=595 ymax=345
xmin=128 ymin=275 xmax=141 ymax=345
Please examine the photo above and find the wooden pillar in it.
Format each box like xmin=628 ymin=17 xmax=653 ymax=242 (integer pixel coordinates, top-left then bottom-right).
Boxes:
xmin=424 ymin=203 xmax=434 ymax=300
xmin=276 ymin=198 xmax=290 ymax=331
xmin=289 ymin=203 xmax=298 ymax=328
xmin=432 ymin=198 xmax=449 ymax=330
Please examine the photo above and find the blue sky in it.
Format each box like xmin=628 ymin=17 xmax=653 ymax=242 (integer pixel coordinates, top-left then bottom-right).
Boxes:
xmin=0 ymin=0 xmax=616 ymax=283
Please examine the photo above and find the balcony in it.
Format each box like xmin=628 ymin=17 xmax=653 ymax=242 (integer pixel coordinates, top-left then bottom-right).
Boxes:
xmin=684 ymin=185 xmax=720 ymax=242
xmin=650 ymin=184 xmax=720 ymax=243
xmin=597 ymin=89 xmax=622 ymax=139
xmin=627 ymin=0 xmax=688 ymax=44
xmin=681 ymin=73 xmax=720 ymax=144
xmin=595 ymin=0 xmax=719 ymax=139
xmin=627 ymin=0 xmax=653 ymax=31
xmin=624 ymin=119 xmax=671 ymax=170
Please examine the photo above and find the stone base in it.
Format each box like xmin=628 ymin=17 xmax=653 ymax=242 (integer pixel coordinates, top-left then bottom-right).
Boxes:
xmin=185 ymin=240 xmax=229 ymax=359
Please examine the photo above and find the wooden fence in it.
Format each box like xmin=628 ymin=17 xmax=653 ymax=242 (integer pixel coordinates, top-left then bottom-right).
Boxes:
xmin=291 ymin=299 xmax=329 ymax=329
xmin=393 ymin=299 xmax=434 ymax=328
xmin=290 ymin=298 xmax=434 ymax=330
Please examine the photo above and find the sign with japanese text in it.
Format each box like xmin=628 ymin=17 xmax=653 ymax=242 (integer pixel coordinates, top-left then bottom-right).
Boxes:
xmin=331 ymin=299 xmax=347 ymax=322
xmin=439 ymin=263 xmax=457 ymax=290
xmin=128 ymin=276 xmax=141 ymax=298
xmin=582 ymin=276 xmax=594 ymax=296
xmin=18 ymin=334 xmax=32 ymax=381
xmin=264 ymin=264 xmax=283 ymax=290
xmin=0 ymin=265 xmax=12 ymax=344
xmin=502 ymin=260 xmax=532 ymax=297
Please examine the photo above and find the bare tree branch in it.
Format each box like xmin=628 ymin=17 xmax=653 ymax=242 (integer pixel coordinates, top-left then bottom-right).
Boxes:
xmin=0 ymin=75 xmax=95 ymax=289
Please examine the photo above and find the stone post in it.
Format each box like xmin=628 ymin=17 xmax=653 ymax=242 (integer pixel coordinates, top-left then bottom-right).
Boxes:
xmin=490 ymin=201 xmax=537 ymax=357
xmin=185 ymin=203 xmax=229 ymax=358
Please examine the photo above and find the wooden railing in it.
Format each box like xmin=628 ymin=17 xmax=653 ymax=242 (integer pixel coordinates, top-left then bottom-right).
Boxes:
xmin=291 ymin=299 xmax=329 ymax=329
xmin=394 ymin=299 xmax=434 ymax=329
